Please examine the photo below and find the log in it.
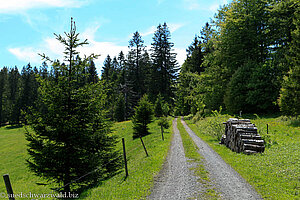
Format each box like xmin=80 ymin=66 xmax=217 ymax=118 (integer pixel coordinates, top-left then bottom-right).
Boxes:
xmin=240 ymin=135 xmax=262 ymax=140
xmin=243 ymin=150 xmax=258 ymax=155
xmin=242 ymin=139 xmax=264 ymax=145
xmin=243 ymin=144 xmax=265 ymax=152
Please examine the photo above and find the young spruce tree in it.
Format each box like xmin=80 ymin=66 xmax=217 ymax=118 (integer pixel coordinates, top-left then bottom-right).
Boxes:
xmin=132 ymin=95 xmax=154 ymax=138
xmin=25 ymin=18 xmax=121 ymax=193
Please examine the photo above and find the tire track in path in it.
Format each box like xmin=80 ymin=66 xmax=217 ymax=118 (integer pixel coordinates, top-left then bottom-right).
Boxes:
xmin=181 ymin=117 xmax=263 ymax=200
xmin=148 ymin=118 xmax=200 ymax=200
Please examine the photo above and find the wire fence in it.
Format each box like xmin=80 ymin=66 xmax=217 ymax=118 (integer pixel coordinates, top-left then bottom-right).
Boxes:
xmin=48 ymin=140 xmax=142 ymax=198
xmin=4 ymin=122 xmax=165 ymax=200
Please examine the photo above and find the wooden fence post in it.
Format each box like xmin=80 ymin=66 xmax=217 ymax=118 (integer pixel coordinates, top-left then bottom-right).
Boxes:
xmin=161 ymin=125 xmax=164 ymax=141
xmin=122 ymin=138 xmax=128 ymax=177
xmin=3 ymin=174 xmax=15 ymax=200
xmin=267 ymin=124 xmax=269 ymax=134
xmin=140 ymin=137 xmax=149 ymax=157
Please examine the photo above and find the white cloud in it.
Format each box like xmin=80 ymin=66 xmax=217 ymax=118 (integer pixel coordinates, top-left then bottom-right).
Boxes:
xmin=44 ymin=38 xmax=65 ymax=56
xmin=9 ymin=47 xmax=41 ymax=64
xmin=0 ymin=0 xmax=88 ymax=13
xmin=169 ymin=23 xmax=185 ymax=33
xmin=8 ymin=24 xmax=129 ymax=73
xmin=141 ymin=26 xmax=156 ymax=37
xmin=8 ymin=22 xmax=187 ymax=73
xmin=78 ymin=41 xmax=128 ymax=71
xmin=78 ymin=24 xmax=128 ymax=71
xmin=174 ymin=48 xmax=186 ymax=66
xmin=81 ymin=23 xmax=102 ymax=41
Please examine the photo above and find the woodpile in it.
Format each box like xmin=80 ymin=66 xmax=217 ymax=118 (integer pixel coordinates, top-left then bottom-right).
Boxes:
xmin=220 ymin=118 xmax=265 ymax=154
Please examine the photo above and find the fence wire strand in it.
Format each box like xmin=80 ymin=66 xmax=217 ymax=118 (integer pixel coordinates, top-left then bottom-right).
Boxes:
xmin=51 ymin=139 xmax=144 ymax=193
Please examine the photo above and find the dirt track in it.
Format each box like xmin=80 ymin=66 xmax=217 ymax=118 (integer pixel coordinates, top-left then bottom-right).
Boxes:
xmin=181 ymin=117 xmax=262 ymax=200
xmin=148 ymin=117 xmax=262 ymax=200
xmin=148 ymin=118 xmax=200 ymax=200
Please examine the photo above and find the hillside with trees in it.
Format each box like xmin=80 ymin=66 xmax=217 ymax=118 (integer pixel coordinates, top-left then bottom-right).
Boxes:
xmin=175 ymin=0 xmax=299 ymax=117
xmin=0 ymin=0 xmax=299 ymax=198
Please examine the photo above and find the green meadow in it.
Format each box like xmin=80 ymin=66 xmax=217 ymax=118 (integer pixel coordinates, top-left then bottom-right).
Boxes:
xmin=0 ymin=118 xmax=173 ymax=199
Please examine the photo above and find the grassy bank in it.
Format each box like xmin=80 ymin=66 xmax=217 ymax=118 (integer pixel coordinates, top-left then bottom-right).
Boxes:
xmin=0 ymin=118 xmax=173 ymax=199
xmin=185 ymin=115 xmax=300 ymax=199
xmin=82 ymin=118 xmax=173 ymax=199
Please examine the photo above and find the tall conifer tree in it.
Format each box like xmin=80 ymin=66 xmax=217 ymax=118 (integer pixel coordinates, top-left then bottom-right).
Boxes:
xmin=127 ymin=31 xmax=149 ymax=100
xmin=25 ymin=18 xmax=120 ymax=193
xmin=150 ymin=23 xmax=178 ymax=103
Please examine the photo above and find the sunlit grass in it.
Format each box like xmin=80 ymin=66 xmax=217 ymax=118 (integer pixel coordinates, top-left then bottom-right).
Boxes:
xmin=0 ymin=126 xmax=54 ymax=198
xmin=81 ymin=118 xmax=173 ymax=199
xmin=0 ymin=118 xmax=173 ymax=199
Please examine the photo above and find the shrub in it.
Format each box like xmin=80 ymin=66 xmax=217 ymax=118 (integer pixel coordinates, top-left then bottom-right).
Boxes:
xmin=157 ymin=116 xmax=170 ymax=129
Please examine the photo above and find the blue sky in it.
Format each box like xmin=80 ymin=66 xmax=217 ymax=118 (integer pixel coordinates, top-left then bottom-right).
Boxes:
xmin=0 ymin=0 xmax=228 ymax=72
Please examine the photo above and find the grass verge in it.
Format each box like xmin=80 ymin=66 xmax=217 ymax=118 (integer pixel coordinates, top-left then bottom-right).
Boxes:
xmin=80 ymin=118 xmax=173 ymax=199
xmin=185 ymin=115 xmax=300 ymax=200
xmin=177 ymin=118 xmax=220 ymax=199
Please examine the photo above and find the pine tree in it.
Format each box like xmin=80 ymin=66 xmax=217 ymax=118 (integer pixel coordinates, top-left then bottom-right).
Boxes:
xmin=101 ymin=55 xmax=112 ymax=82
xmin=117 ymin=51 xmax=126 ymax=85
xmin=7 ymin=67 xmax=21 ymax=124
xmin=224 ymin=61 xmax=255 ymax=113
xmin=127 ymin=31 xmax=149 ymax=100
xmin=132 ymin=95 xmax=154 ymax=138
xmin=0 ymin=67 xmax=8 ymax=126
xmin=25 ymin=18 xmax=121 ymax=193
xmin=39 ymin=61 xmax=49 ymax=79
xmin=117 ymin=51 xmax=135 ymax=120
xmin=20 ymin=64 xmax=39 ymax=119
xmin=150 ymin=23 xmax=178 ymax=104
xmin=181 ymin=35 xmax=204 ymax=74
xmin=111 ymin=56 xmax=119 ymax=83
xmin=114 ymin=94 xmax=126 ymax=122
xmin=200 ymin=22 xmax=214 ymax=56
xmin=154 ymin=93 xmax=164 ymax=117
xmin=87 ymin=60 xmax=98 ymax=84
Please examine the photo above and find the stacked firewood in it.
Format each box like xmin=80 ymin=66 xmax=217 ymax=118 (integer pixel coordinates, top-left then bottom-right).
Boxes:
xmin=220 ymin=118 xmax=265 ymax=154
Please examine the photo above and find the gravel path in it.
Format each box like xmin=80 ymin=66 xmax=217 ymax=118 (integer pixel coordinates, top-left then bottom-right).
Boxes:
xmin=180 ymin=117 xmax=263 ymax=200
xmin=148 ymin=118 xmax=200 ymax=200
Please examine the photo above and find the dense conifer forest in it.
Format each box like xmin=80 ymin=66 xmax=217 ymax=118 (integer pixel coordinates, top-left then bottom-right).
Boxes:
xmin=1 ymin=0 xmax=299 ymax=126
